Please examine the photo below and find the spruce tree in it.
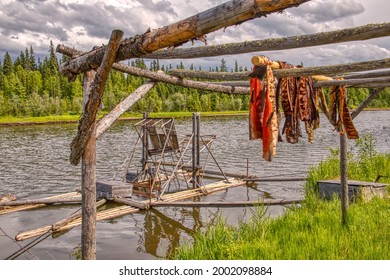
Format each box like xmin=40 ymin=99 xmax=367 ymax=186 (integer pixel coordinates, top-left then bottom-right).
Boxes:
xmin=3 ymin=52 xmax=13 ymax=76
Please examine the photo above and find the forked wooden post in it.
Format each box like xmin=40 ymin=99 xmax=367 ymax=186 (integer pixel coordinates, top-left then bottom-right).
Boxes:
xmin=79 ymin=30 xmax=123 ymax=260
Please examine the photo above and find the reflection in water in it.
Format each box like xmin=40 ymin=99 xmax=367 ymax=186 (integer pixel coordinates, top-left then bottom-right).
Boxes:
xmin=0 ymin=111 xmax=389 ymax=259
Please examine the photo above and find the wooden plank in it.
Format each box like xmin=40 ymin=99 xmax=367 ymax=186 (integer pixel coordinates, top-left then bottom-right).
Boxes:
xmin=143 ymin=23 xmax=390 ymax=59
xmin=58 ymin=0 xmax=310 ymax=79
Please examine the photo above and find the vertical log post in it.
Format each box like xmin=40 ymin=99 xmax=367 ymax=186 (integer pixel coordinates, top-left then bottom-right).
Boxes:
xmin=196 ymin=113 xmax=201 ymax=186
xmin=81 ymin=71 xmax=97 ymax=260
xmin=192 ymin=113 xmax=197 ymax=188
xmin=142 ymin=112 xmax=149 ymax=172
xmin=78 ymin=30 xmax=123 ymax=260
xmin=340 ymin=130 xmax=349 ymax=225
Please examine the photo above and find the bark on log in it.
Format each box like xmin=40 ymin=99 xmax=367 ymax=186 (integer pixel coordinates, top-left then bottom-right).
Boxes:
xmin=57 ymin=45 xmax=249 ymax=95
xmin=70 ymin=30 xmax=123 ymax=166
xmin=143 ymin=23 xmax=390 ymax=59
xmin=96 ymin=80 xmax=157 ymax=138
xmin=58 ymin=0 xmax=310 ymax=80
xmin=343 ymin=69 xmax=390 ymax=80
xmin=314 ymin=77 xmax=390 ymax=87
xmin=0 ymin=196 xmax=82 ymax=207
xmin=168 ymin=58 xmax=390 ymax=79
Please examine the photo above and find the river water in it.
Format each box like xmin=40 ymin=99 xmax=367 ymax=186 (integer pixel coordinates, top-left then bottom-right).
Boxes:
xmin=0 ymin=111 xmax=389 ymax=259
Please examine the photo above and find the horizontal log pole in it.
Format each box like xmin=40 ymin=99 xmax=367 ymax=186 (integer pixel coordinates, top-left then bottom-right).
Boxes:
xmin=58 ymin=0 xmax=309 ymax=79
xmin=150 ymin=199 xmax=302 ymax=207
xmin=143 ymin=22 xmax=390 ymax=59
xmin=243 ymin=177 xmax=307 ymax=182
xmin=314 ymin=76 xmax=390 ymax=87
xmin=168 ymin=58 xmax=390 ymax=79
xmin=57 ymin=45 xmax=249 ymax=95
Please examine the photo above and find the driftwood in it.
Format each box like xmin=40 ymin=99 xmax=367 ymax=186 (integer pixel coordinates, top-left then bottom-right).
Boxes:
xmin=112 ymin=197 xmax=149 ymax=210
xmin=150 ymin=199 xmax=302 ymax=208
xmin=143 ymin=23 xmax=390 ymax=59
xmin=58 ymin=0 xmax=310 ymax=80
xmin=70 ymin=30 xmax=123 ymax=166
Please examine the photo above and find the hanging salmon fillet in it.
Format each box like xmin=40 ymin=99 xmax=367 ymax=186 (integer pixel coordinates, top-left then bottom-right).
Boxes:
xmin=249 ymin=65 xmax=266 ymax=140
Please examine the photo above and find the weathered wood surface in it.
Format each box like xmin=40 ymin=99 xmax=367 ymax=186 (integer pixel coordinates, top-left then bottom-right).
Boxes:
xmin=168 ymin=58 xmax=390 ymax=80
xmin=351 ymin=88 xmax=385 ymax=119
xmin=143 ymin=23 xmax=390 ymax=59
xmin=0 ymin=195 xmax=82 ymax=207
xmin=58 ymin=0 xmax=310 ymax=79
xmin=0 ymin=192 xmax=80 ymax=215
xmin=16 ymin=179 xmax=245 ymax=241
xmin=314 ymin=76 xmax=390 ymax=87
xmin=343 ymin=69 xmax=390 ymax=80
xmin=70 ymin=30 xmax=123 ymax=166
xmin=150 ymin=199 xmax=302 ymax=207
xmin=96 ymin=80 xmax=157 ymax=138
xmin=112 ymin=197 xmax=149 ymax=210
xmin=52 ymin=199 xmax=107 ymax=231
xmin=57 ymin=45 xmax=249 ymax=95
xmin=0 ymin=194 xmax=16 ymax=203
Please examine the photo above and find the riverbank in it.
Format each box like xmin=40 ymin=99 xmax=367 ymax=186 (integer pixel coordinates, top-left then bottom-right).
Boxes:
xmin=0 ymin=111 xmax=248 ymax=127
xmin=1 ymin=108 xmax=389 ymax=127
xmin=174 ymin=147 xmax=390 ymax=260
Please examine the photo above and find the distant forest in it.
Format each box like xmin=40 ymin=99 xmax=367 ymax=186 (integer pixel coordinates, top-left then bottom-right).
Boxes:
xmin=0 ymin=42 xmax=389 ymax=117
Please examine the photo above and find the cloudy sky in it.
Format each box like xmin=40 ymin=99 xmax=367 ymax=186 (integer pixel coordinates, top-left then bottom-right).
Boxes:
xmin=0 ymin=0 xmax=389 ymax=70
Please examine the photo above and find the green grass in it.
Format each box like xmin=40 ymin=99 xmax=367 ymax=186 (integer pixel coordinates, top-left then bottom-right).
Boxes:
xmin=174 ymin=134 xmax=390 ymax=260
xmin=0 ymin=111 xmax=248 ymax=125
xmin=174 ymin=197 xmax=390 ymax=260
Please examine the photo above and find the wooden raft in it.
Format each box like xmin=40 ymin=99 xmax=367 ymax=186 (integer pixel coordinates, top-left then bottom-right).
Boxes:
xmin=15 ymin=178 xmax=245 ymax=241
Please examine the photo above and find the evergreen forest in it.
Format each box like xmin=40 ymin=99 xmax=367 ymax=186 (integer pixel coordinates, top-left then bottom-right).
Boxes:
xmin=0 ymin=43 xmax=389 ymax=117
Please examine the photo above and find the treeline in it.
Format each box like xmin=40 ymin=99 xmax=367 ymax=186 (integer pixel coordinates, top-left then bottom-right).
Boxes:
xmin=0 ymin=43 xmax=250 ymax=117
xmin=0 ymin=43 xmax=389 ymax=117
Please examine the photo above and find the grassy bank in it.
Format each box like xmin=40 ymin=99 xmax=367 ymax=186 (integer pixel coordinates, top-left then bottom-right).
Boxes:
xmin=0 ymin=111 xmax=248 ymax=126
xmin=174 ymin=135 xmax=390 ymax=260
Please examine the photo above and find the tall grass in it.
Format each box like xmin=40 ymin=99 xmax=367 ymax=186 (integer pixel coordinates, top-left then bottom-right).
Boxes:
xmin=174 ymin=134 xmax=390 ymax=260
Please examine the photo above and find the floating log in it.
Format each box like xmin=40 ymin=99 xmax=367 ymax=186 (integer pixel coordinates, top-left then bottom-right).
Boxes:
xmin=15 ymin=179 xmax=246 ymax=241
xmin=243 ymin=177 xmax=307 ymax=182
xmin=0 ymin=195 xmax=82 ymax=207
xmin=0 ymin=192 xmax=80 ymax=215
xmin=51 ymin=199 xmax=107 ymax=231
xmin=58 ymin=0 xmax=310 ymax=80
xmin=150 ymin=199 xmax=302 ymax=208
xmin=143 ymin=23 xmax=390 ymax=59
xmin=112 ymin=197 xmax=149 ymax=210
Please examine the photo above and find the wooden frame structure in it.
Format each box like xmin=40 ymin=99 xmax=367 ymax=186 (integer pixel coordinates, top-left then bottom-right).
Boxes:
xmin=55 ymin=0 xmax=389 ymax=259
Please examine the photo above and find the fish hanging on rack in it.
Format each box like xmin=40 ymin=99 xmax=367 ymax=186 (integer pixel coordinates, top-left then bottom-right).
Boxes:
xmin=328 ymin=85 xmax=359 ymax=139
xmin=248 ymin=59 xmax=279 ymax=161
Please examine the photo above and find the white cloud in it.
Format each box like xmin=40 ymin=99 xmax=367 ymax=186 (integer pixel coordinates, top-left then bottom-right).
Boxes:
xmin=0 ymin=0 xmax=388 ymax=70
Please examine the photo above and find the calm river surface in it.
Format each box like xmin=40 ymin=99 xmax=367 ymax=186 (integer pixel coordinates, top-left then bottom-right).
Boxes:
xmin=0 ymin=111 xmax=389 ymax=259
